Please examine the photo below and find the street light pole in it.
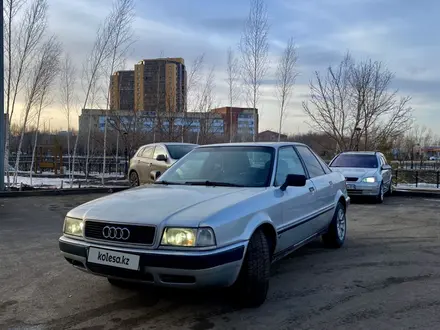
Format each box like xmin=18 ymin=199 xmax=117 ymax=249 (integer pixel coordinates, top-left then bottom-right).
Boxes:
xmin=354 ymin=127 xmax=361 ymax=151
xmin=123 ymin=132 xmax=128 ymax=177
xmin=0 ymin=6 xmax=5 ymax=191
xmin=411 ymin=143 xmax=420 ymax=170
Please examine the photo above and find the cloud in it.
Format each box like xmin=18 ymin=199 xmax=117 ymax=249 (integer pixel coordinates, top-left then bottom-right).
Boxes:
xmin=11 ymin=0 xmax=438 ymax=136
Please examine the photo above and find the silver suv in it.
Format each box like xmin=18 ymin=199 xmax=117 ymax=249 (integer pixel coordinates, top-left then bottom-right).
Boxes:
xmin=329 ymin=151 xmax=392 ymax=203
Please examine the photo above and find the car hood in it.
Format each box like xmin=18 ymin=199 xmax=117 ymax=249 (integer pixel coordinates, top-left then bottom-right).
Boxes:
xmin=67 ymin=185 xmax=266 ymax=226
xmin=330 ymin=167 xmax=378 ymax=179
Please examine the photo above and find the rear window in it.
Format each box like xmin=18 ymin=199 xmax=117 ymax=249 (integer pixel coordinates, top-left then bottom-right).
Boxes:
xmin=167 ymin=144 xmax=197 ymax=159
xmin=330 ymin=154 xmax=378 ymax=168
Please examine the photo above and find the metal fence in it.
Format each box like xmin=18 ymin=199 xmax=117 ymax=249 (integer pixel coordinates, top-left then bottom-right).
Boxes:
xmin=8 ymin=155 xmax=128 ymax=176
xmin=393 ymin=169 xmax=440 ymax=189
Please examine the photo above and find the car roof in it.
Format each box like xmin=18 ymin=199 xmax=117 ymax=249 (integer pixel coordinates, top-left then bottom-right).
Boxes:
xmin=199 ymin=142 xmax=308 ymax=148
xmin=339 ymin=151 xmax=379 ymax=156
xmin=138 ymin=142 xmax=198 ymax=148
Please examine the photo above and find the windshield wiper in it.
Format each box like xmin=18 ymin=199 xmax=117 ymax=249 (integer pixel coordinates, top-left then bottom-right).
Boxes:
xmin=184 ymin=181 xmax=245 ymax=187
xmin=154 ymin=181 xmax=184 ymax=185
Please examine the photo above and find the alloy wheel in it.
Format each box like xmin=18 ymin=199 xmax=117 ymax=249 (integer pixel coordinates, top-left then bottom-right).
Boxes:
xmin=336 ymin=208 xmax=346 ymax=241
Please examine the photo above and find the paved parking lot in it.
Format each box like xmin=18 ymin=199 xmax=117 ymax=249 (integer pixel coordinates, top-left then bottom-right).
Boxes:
xmin=2 ymin=194 xmax=440 ymax=330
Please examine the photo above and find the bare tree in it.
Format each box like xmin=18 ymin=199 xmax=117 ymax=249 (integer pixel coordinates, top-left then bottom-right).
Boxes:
xmin=303 ymin=53 xmax=413 ymax=151
xmin=102 ymin=0 xmax=135 ymax=185
xmin=59 ymin=53 xmax=77 ymax=184
xmin=30 ymin=62 xmax=60 ymax=185
xmin=13 ymin=36 xmax=62 ymax=184
xmin=186 ymin=54 xmax=205 ymax=112
xmin=275 ymin=37 xmax=299 ymax=141
xmin=239 ymin=0 xmax=270 ymax=141
xmin=71 ymin=0 xmax=128 ymax=183
xmin=226 ymin=47 xmax=240 ymax=142
xmin=4 ymin=0 xmax=47 ymax=188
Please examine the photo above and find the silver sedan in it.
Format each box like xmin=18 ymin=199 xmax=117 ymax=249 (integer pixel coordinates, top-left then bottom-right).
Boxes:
xmin=59 ymin=142 xmax=349 ymax=307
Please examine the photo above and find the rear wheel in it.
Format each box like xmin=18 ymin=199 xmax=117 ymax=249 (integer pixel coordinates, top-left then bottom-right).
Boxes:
xmin=232 ymin=229 xmax=271 ymax=308
xmin=322 ymin=201 xmax=346 ymax=249
xmin=129 ymin=171 xmax=140 ymax=187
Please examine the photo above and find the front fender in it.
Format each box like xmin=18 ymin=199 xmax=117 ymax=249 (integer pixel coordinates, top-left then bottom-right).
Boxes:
xmin=239 ymin=212 xmax=277 ymax=246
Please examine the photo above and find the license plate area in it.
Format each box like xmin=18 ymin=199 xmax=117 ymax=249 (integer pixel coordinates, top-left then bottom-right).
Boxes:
xmin=87 ymin=247 xmax=140 ymax=270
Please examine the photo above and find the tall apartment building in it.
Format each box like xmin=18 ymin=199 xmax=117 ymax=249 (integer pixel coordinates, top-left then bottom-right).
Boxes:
xmin=110 ymin=70 xmax=134 ymax=110
xmin=134 ymin=58 xmax=187 ymax=112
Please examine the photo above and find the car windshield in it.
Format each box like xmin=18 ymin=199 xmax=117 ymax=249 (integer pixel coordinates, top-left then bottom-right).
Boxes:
xmin=166 ymin=144 xmax=197 ymax=159
xmin=157 ymin=146 xmax=275 ymax=187
xmin=330 ymin=154 xmax=378 ymax=168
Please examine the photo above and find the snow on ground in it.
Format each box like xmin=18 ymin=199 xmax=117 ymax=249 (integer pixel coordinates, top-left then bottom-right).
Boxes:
xmin=396 ymin=183 xmax=440 ymax=190
xmin=3 ymin=175 xmax=129 ymax=189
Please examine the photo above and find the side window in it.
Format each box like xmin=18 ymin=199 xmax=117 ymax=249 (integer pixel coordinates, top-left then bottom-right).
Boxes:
xmin=381 ymin=155 xmax=388 ymax=165
xmin=296 ymin=146 xmax=326 ymax=178
xmin=153 ymin=145 xmax=167 ymax=159
xmin=274 ymin=147 xmax=306 ymax=186
xmin=317 ymin=155 xmax=332 ymax=174
xmin=136 ymin=147 xmax=145 ymax=157
xmin=141 ymin=146 xmax=154 ymax=159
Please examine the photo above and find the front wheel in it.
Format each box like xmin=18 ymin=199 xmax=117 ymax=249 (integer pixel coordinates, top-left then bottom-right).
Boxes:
xmin=322 ymin=201 xmax=346 ymax=249
xmin=375 ymin=182 xmax=384 ymax=203
xmin=232 ymin=229 xmax=271 ymax=308
xmin=129 ymin=171 xmax=140 ymax=187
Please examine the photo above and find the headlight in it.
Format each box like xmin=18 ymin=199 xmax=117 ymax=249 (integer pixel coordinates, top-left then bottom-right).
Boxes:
xmin=362 ymin=177 xmax=376 ymax=183
xmin=161 ymin=227 xmax=216 ymax=247
xmin=63 ymin=217 xmax=84 ymax=237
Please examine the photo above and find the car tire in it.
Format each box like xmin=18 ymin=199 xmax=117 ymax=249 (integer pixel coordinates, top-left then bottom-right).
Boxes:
xmin=129 ymin=171 xmax=140 ymax=187
xmin=385 ymin=181 xmax=393 ymax=196
xmin=107 ymin=278 xmax=135 ymax=289
xmin=375 ymin=182 xmax=384 ymax=203
xmin=322 ymin=201 xmax=346 ymax=249
xmin=232 ymin=229 xmax=271 ymax=308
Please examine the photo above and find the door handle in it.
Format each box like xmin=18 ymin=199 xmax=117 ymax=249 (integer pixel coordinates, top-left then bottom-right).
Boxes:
xmin=309 ymin=187 xmax=315 ymax=193
xmin=329 ymin=181 xmax=333 ymax=186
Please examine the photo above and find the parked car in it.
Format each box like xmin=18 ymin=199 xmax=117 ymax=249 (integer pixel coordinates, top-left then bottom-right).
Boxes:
xmin=59 ymin=142 xmax=349 ymax=307
xmin=128 ymin=142 xmax=198 ymax=186
xmin=329 ymin=151 xmax=392 ymax=203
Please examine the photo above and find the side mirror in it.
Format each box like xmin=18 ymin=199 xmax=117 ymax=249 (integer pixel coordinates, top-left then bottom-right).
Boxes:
xmin=280 ymin=174 xmax=307 ymax=191
xmin=156 ymin=154 xmax=167 ymax=162
xmin=150 ymin=170 xmax=161 ymax=181
xmin=382 ymin=164 xmax=392 ymax=170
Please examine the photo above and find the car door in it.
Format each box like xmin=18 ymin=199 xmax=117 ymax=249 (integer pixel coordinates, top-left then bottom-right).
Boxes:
xmin=380 ymin=154 xmax=392 ymax=190
xmin=274 ymin=146 xmax=318 ymax=253
xmin=295 ymin=145 xmax=335 ymax=233
xmin=138 ymin=145 xmax=154 ymax=183
xmin=151 ymin=144 xmax=170 ymax=175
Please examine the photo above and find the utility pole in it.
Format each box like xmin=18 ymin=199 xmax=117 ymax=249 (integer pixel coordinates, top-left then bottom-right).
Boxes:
xmin=0 ymin=0 xmax=6 ymax=191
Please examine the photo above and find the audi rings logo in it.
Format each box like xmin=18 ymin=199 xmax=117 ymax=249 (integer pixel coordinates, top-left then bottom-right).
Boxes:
xmin=102 ymin=226 xmax=130 ymax=240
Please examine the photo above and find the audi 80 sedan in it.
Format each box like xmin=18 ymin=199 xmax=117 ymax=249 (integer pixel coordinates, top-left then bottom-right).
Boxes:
xmin=59 ymin=142 xmax=350 ymax=307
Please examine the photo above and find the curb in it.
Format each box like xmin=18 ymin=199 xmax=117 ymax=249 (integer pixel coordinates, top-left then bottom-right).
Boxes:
xmin=393 ymin=189 xmax=440 ymax=198
xmin=0 ymin=186 xmax=130 ymax=198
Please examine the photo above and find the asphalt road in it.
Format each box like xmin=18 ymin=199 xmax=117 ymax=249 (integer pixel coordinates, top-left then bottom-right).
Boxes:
xmin=2 ymin=194 xmax=440 ymax=330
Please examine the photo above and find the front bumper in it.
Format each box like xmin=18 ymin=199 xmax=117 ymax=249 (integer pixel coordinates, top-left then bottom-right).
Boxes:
xmin=346 ymin=181 xmax=380 ymax=196
xmin=59 ymin=236 xmax=246 ymax=288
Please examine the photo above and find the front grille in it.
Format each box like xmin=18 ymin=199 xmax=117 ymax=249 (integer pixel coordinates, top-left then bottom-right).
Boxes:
xmin=345 ymin=177 xmax=358 ymax=182
xmin=84 ymin=221 xmax=156 ymax=245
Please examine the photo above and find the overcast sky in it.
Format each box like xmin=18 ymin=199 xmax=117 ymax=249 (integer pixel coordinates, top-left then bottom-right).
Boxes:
xmin=42 ymin=0 xmax=440 ymax=134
